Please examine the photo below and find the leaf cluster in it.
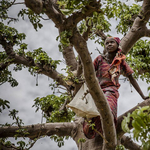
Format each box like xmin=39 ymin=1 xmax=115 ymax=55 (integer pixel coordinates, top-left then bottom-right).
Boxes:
xmin=122 ymin=106 xmax=150 ymax=150
xmin=62 ymin=66 xmax=80 ymax=86
xmin=57 ymin=0 xmax=91 ymax=15
xmin=78 ymin=12 xmax=111 ymax=36
xmin=33 ymin=93 xmax=73 ymax=148
xmin=0 ymin=52 xmax=22 ymax=88
xmin=116 ymin=144 xmax=125 ymax=150
xmin=9 ymin=109 xmax=24 ymax=127
xmin=33 ymin=94 xmax=75 ymax=123
xmin=95 ymin=1 xmax=141 ymax=35
xmin=0 ymin=66 xmax=18 ymax=87
xmin=0 ymin=0 xmax=44 ymax=30
xmin=126 ymin=40 xmax=150 ymax=83
xmin=0 ymin=0 xmax=18 ymax=23
xmin=0 ymin=107 xmax=30 ymax=150
xmin=50 ymin=135 xmax=69 ymax=147
xmin=0 ymin=22 xmax=26 ymax=45
xmin=18 ymin=8 xmax=43 ymax=31
xmin=57 ymin=30 xmax=73 ymax=52
xmin=115 ymin=3 xmax=141 ymax=34
xmin=0 ymin=22 xmax=27 ymax=87
xmin=75 ymin=0 xmax=141 ymax=45
xmin=0 ymin=98 xmax=10 ymax=113
xmin=0 ymin=137 xmax=37 ymax=150
xmin=26 ymin=47 xmax=61 ymax=73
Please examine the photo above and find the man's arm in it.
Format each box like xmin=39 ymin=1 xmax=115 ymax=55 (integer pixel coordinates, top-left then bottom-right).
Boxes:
xmin=128 ymin=74 xmax=149 ymax=100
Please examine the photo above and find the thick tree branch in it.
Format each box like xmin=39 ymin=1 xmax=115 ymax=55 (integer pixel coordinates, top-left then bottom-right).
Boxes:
xmin=25 ymin=59 xmax=69 ymax=89
xmin=121 ymin=135 xmax=141 ymax=150
xmin=95 ymin=30 xmax=107 ymax=41
xmin=120 ymin=0 xmax=150 ymax=54
xmin=10 ymin=54 xmax=68 ymax=88
xmin=24 ymin=0 xmax=65 ymax=27
xmin=70 ymin=29 xmax=117 ymax=150
xmin=0 ymin=36 xmax=68 ymax=89
xmin=25 ymin=0 xmax=43 ymax=14
xmin=0 ymin=122 xmax=76 ymax=139
xmin=117 ymin=98 xmax=150 ymax=137
xmin=62 ymin=45 xmax=77 ymax=71
xmin=42 ymin=0 xmax=65 ymax=28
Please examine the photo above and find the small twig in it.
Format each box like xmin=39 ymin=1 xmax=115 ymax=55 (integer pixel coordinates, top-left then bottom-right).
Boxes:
xmin=93 ymin=128 xmax=108 ymax=144
xmin=28 ymin=126 xmax=43 ymax=149
xmin=89 ymin=30 xmax=97 ymax=39
xmin=6 ymin=17 xmax=18 ymax=21
xmin=27 ymin=139 xmax=37 ymax=150
xmin=39 ymin=16 xmax=50 ymax=20
xmin=59 ymin=98 xmax=70 ymax=111
xmin=57 ymin=86 xmax=67 ymax=91
xmin=85 ymin=119 xmax=108 ymax=144
xmin=13 ymin=2 xmax=25 ymax=5
xmin=82 ymin=89 xmax=89 ymax=104
xmin=95 ymin=47 xmax=102 ymax=54
xmin=14 ymin=115 xmax=21 ymax=128
xmin=57 ymin=89 xmax=63 ymax=94
xmin=41 ymin=111 xmax=43 ymax=124
xmin=0 ymin=81 xmax=5 ymax=85
xmin=61 ymin=59 xmax=67 ymax=65
xmin=119 ymin=77 xmax=128 ymax=83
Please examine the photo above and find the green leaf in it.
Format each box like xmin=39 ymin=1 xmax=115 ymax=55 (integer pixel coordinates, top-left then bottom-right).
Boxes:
xmin=134 ymin=116 xmax=146 ymax=129
xmin=132 ymin=120 xmax=142 ymax=132
xmin=132 ymin=129 xmax=140 ymax=141
xmin=121 ymin=113 xmax=131 ymax=133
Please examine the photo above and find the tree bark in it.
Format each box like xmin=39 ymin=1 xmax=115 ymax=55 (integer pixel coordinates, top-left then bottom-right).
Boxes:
xmin=0 ymin=122 xmax=76 ymax=139
xmin=62 ymin=45 xmax=77 ymax=71
xmin=121 ymin=135 xmax=141 ymax=150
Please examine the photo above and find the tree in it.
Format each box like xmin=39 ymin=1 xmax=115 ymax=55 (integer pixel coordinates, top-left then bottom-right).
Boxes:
xmin=0 ymin=0 xmax=150 ymax=149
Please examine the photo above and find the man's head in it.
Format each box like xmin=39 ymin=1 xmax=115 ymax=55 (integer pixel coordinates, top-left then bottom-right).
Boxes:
xmin=105 ymin=37 xmax=121 ymax=46
xmin=104 ymin=37 xmax=120 ymax=53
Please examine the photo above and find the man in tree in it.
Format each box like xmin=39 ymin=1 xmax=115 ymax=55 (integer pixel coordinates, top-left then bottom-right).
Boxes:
xmin=0 ymin=0 xmax=150 ymax=150
xmin=83 ymin=37 xmax=149 ymax=139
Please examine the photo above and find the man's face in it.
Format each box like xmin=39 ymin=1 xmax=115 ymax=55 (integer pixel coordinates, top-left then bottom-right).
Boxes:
xmin=105 ymin=38 xmax=118 ymax=53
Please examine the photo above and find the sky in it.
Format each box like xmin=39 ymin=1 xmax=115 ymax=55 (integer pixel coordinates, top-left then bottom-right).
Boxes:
xmin=0 ymin=0 xmax=149 ymax=150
